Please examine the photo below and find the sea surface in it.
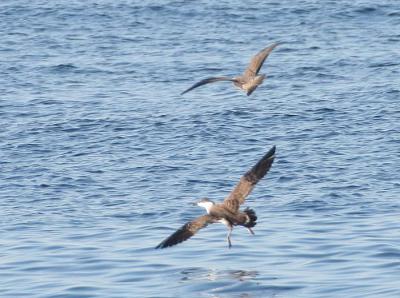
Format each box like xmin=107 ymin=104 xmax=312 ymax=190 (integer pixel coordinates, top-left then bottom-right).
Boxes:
xmin=1 ymin=0 xmax=400 ymax=297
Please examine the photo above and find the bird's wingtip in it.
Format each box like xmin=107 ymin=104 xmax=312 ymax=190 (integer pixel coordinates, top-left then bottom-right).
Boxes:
xmin=267 ymin=145 xmax=276 ymax=158
xmin=181 ymin=88 xmax=192 ymax=95
xmin=155 ymin=242 xmax=165 ymax=249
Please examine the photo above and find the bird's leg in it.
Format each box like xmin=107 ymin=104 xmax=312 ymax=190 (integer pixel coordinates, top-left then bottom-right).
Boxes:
xmin=247 ymin=227 xmax=255 ymax=235
xmin=227 ymin=226 xmax=233 ymax=248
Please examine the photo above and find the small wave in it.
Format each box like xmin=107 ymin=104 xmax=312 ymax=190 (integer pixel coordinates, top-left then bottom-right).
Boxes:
xmin=369 ymin=62 xmax=400 ymax=68
xmin=284 ymin=199 xmax=331 ymax=212
xmin=50 ymin=63 xmax=77 ymax=72
xmin=306 ymin=107 xmax=337 ymax=113
xmin=354 ymin=7 xmax=377 ymax=14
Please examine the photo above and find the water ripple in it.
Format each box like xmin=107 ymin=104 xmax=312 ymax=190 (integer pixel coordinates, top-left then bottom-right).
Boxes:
xmin=1 ymin=0 xmax=400 ymax=297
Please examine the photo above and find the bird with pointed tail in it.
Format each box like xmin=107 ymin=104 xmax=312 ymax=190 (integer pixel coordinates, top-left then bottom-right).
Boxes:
xmin=181 ymin=43 xmax=279 ymax=96
xmin=156 ymin=145 xmax=276 ymax=249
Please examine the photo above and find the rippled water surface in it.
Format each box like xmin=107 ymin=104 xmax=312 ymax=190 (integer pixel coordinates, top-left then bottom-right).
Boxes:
xmin=1 ymin=0 xmax=400 ymax=297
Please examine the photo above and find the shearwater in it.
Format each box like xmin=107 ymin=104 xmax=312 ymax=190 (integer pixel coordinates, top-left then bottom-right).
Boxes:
xmin=181 ymin=43 xmax=279 ymax=96
xmin=156 ymin=146 xmax=276 ymax=249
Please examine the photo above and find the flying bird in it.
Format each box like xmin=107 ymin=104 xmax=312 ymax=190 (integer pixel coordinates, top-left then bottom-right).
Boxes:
xmin=156 ymin=145 xmax=276 ymax=249
xmin=181 ymin=43 xmax=279 ymax=96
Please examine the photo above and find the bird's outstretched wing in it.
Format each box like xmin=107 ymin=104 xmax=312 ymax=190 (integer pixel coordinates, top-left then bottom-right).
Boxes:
xmin=223 ymin=146 xmax=276 ymax=211
xmin=243 ymin=43 xmax=279 ymax=78
xmin=181 ymin=77 xmax=235 ymax=95
xmin=156 ymin=215 xmax=216 ymax=249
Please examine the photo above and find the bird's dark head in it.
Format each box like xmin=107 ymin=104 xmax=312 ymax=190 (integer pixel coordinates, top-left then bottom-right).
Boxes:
xmin=195 ymin=198 xmax=215 ymax=213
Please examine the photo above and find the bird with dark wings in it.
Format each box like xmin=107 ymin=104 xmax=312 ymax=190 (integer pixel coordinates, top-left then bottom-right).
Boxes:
xmin=181 ymin=43 xmax=279 ymax=96
xmin=156 ymin=146 xmax=276 ymax=249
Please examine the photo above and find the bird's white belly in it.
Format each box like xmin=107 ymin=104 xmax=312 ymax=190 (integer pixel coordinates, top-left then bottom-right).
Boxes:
xmin=218 ymin=218 xmax=230 ymax=227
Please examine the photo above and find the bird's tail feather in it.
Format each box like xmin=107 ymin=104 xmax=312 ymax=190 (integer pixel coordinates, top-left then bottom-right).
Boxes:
xmin=243 ymin=208 xmax=257 ymax=228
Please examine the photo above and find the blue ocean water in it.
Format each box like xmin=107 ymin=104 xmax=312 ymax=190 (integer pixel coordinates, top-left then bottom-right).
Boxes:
xmin=1 ymin=0 xmax=399 ymax=297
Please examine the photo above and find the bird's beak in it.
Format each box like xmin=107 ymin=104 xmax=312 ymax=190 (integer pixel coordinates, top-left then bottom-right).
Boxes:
xmin=191 ymin=202 xmax=197 ymax=206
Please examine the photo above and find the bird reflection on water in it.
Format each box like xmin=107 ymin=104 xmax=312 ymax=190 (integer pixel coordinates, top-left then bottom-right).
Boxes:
xmin=179 ymin=268 xmax=262 ymax=297
xmin=180 ymin=267 xmax=258 ymax=282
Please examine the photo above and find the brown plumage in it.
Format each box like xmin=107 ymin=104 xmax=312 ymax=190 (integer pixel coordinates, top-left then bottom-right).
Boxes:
xmin=181 ymin=43 xmax=279 ymax=96
xmin=156 ymin=145 xmax=276 ymax=249
xmin=156 ymin=215 xmax=216 ymax=249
